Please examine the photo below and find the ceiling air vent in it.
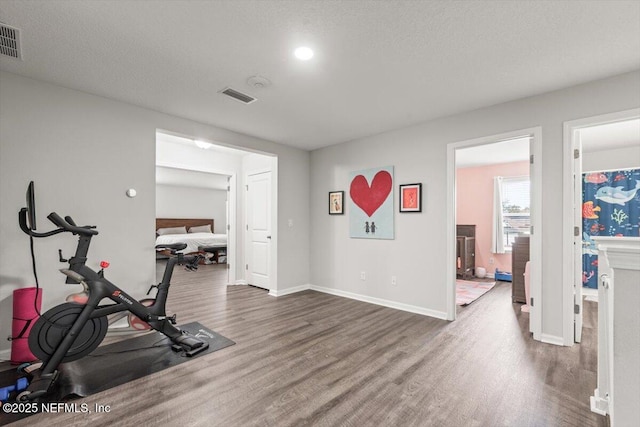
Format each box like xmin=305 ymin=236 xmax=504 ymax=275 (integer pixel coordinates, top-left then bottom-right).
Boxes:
xmin=0 ymin=23 xmax=22 ymax=60
xmin=219 ymin=87 xmax=257 ymax=104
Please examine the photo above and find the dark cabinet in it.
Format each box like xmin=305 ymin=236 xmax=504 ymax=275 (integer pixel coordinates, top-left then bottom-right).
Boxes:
xmin=512 ymin=235 xmax=530 ymax=303
xmin=456 ymin=225 xmax=476 ymax=280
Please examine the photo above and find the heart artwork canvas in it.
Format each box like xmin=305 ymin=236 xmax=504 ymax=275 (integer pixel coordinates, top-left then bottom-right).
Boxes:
xmin=348 ymin=166 xmax=394 ymax=239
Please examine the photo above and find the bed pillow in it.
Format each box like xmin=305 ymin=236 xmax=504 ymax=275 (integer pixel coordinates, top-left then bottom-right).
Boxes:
xmin=156 ymin=226 xmax=187 ymax=236
xmin=188 ymin=224 xmax=212 ymax=234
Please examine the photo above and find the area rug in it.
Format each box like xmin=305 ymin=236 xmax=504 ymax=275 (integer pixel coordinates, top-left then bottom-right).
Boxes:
xmin=456 ymin=280 xmax=497 ymax=306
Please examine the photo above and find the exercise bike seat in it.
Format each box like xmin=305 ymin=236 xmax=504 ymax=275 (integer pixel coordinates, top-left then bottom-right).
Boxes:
xmin=155 ymin=243 xmax=187 ymax=252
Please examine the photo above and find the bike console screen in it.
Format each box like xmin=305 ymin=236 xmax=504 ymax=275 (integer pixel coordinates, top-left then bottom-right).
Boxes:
xmin=26 ymin=181 xmax=37 ymax=231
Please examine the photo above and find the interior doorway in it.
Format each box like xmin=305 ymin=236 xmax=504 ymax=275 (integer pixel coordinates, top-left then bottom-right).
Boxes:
xmin=455 ymin=138 xmax=531 ymax=312
xmin=447 ymin=128 xmax=542 ymax=341
xmin=155 ymin=131 xmax=278 ymax=291
xmin=563 ymin=109 xmax=640 ymax=344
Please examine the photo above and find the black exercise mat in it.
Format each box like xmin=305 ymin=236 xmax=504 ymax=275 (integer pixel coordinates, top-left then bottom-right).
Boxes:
xmin=0 ymin=322 xmax=233 ymax=425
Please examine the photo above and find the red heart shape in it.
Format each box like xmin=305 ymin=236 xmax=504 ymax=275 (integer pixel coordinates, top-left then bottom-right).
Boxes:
xmin=350 ymin=171 xmax=392 ymax=217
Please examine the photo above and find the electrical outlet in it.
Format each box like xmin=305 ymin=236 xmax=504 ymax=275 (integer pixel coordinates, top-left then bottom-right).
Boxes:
xmin=489 ymin=257 xmax=495 ymax=265
xmin=288 ymin=219 xmax=294 ymax=228
xmin=391 ymin=276 xmax=397 ymax=286
xmin=360 ymin=271 xmax=366 ymax=281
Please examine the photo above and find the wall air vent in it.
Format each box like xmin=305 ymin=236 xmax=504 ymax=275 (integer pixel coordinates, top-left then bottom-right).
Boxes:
xmin=219 ymin=87 xmax=257 ymax=104
xmin=0 ymin=23 xmax=22 ymax=60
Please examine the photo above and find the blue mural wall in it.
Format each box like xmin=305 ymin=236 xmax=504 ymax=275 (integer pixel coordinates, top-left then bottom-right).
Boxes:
xmin=582 ymin=169 xmax=640 ymax=288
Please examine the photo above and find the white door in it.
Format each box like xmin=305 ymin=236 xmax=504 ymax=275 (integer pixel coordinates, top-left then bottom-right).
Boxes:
xmin=246 ymin=171 xmax=271 ymax=289
xmin=573 ymin=131 xmax=584 ymax=343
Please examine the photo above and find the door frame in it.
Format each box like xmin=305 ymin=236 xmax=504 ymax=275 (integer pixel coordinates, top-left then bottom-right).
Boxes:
xmin=446 ymin=127 xmax=542 ymax=341
xmin=562 ymin=108 xmax=640 ymax=345
xmin=227 ymin=174 xmax=237 ymax=286
xmin=155 ymin=130 xmax=279 ymax=289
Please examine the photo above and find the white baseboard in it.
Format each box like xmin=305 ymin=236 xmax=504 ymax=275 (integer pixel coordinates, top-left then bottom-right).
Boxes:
xmin=590 ymin=388 xmax=609 ymax=416
xmin=541 ymin=333 xmax=565 ymax=346
xmin=268 ymin=284 xmax=311 ymax=297
xmin=466 ymin=273 xmax=494 ymax=279
xmin=233 ymin=280 xmax=247 ymax=286
xmin=310 ymin=285 xmax=448 ymax=320
xmin=265 ymin=283 xmax=447 ymax=320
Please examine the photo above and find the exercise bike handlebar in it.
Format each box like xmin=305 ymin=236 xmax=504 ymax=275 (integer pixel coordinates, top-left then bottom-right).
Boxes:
xmin=19 ymin=209 xmax=98 ymax=237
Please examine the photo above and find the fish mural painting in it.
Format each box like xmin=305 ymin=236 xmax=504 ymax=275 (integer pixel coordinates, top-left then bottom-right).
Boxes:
xmin=582 ymin=169 xmax=640 ymax=289
xmin=594 ymin=180 xmax=640 ymax=205
xmin=582 ymin=201 xmax=601 ymax=219
xmin=584 ymin=172 xmax=608 ymax=184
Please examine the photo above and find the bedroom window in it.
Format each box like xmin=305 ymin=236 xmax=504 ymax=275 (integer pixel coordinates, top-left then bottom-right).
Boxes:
xmin=501 ymin=176 xmax=530 ymax=249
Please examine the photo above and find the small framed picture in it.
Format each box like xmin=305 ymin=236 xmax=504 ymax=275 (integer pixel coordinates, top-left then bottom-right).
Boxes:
xmin=399 ymin=183 xmax=422 ymax=212
xmin=329 ymin=191 xmax=344 ymax=215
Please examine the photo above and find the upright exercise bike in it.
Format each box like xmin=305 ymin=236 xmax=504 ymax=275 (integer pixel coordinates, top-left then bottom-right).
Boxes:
xmin=17 ymin=182 xmax=209 ymax=401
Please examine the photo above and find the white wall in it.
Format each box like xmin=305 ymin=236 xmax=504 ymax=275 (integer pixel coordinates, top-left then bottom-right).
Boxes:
xmin=583 ymin=145 xmax=640 ymax=172
xmin=156 ymin=185 xmax=227 ymax=233
xmin=310 ymin=71 xmax=640 ymax=340
xmin=0 ymin=71 xmax=310 ymax=353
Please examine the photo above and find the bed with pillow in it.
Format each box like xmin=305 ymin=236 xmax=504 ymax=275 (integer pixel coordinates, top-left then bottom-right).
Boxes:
xmin=155 ymin=218 xmax=227 ymax=255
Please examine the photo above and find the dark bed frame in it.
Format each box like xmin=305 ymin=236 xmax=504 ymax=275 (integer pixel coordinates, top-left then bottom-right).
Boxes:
xmin=156 ymin=218 xmax=214 ymax=234
xmin=155 ymin=218 xmax=226 ymax=263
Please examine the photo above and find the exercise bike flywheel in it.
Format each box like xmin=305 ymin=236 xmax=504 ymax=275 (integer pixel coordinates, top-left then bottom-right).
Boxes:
xmin=29 ymin=303 xmax=108 ymax=363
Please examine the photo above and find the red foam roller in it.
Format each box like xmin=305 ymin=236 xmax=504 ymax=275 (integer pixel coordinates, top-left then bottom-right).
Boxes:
xmin=10 ymin=287 xmax=42 ymax=364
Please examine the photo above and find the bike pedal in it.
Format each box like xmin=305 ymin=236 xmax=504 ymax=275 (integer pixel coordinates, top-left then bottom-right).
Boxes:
xmin=185 ymin=342 xmax=209 ymax=357
xmin=171 ymin=344 xmax=183 ymax=353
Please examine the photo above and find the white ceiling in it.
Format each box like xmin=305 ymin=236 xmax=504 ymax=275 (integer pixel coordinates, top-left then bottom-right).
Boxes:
xmin=456 ymin=137 xmax=530 ymax=168
xmin=156 ymin=132 xmax=250 ymax=157
xmin=580 ymin=119 xmax=640 ymax=152
xmin=155 ymin=132 xmax=240 ymax=189
xmin=1 ymin=1 xmax=639 ymax=151
xmin=156 ymin=166 xmax=229 ymax=191
xmin=456 ymin=119 xmax=640 ymax=168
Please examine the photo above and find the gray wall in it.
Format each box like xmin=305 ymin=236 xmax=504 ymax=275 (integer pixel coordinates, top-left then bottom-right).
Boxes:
xmin=0 ymin=71 xmax=310 ymax=352
xmin=1 ymin=68 xmax=638 ymax=353
xmin=156 ymin=185 xmax=228 ymax=233
xmin=310 ymin=71 xmax=640 ymax=341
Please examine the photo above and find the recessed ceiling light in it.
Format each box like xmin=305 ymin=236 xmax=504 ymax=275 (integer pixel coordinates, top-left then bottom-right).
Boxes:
xmin=194 ymin=140 xmax=212 ymax=149
xmin=294 ymin=46 xmax=314 ymax=61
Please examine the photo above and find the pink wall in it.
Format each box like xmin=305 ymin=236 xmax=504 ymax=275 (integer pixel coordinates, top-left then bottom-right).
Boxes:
xmin=456 ymin=161 xmax=530 ymax=276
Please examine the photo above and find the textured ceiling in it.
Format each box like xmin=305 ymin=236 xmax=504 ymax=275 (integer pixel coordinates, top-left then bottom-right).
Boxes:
xmin=1 ymin=0 xmax=639 ymax=150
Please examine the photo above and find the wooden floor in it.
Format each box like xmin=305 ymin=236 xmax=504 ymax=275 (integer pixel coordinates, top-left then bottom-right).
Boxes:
xmin=4 ymin=264 xmax=606 ymax=426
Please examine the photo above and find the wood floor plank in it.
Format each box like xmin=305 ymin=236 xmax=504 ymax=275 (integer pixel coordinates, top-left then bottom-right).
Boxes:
xmin=1 ymin=263 xmax=607 ymax=426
